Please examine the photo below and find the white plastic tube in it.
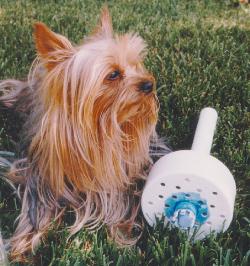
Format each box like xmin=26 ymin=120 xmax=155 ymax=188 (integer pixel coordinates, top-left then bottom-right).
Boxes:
xmin=191 ymin=107 xmax=218 ymax=154
xmin=0 ymin=232 xmax=8 ymax=266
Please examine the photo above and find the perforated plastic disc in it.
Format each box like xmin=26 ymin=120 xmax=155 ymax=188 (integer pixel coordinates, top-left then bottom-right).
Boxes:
xmin=141 ymin=150 xmax=236 ymax=239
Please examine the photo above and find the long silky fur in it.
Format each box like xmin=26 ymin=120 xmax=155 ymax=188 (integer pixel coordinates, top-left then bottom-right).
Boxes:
xmin=0 ymin=7 xmax=170 ymax=263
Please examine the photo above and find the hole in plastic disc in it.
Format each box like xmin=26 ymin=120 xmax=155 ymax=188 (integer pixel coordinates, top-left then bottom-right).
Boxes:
xmin=212 ymin=192 xmax=218 ymax=195
xmin=202 ymin=212 xmax=208 ymax=217
xmin=198 ymin=200 xmax=204 ymax=204
xmin=148 ymin=201 xmax=153 ymax=205
xmin=210 ymin=204 xmax=215 ymax=208
xmin=165 ymin=203 xmax=170 ymax=207
xmin=160 ymin=183 xmax=166 ymax=186
xmin=172 ymin=195 xmax=177 ymax=199
xmin=176 ymin=186 xmax=181 ymax=189
xmin=158 ymin=195 xmax=164 ymax=199
xmin=220 ymin=214 xmax=225 ymax=218
xmin=185 ymin=194 xmax=191 ymax=197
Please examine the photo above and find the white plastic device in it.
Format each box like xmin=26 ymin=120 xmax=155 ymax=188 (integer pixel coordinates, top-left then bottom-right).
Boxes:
xmin=141 ymin=107 xmax=236 ymax=239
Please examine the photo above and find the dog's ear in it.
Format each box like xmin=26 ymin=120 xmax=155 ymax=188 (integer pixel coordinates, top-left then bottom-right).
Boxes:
xmin=34 ymin=22 xmax=73 ymax=65
xmin=93 ymin=6 xmax=113 ymax=38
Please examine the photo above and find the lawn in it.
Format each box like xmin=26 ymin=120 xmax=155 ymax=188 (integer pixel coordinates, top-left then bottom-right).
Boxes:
xmin=0 ymin=0 xmax=249 ymax=265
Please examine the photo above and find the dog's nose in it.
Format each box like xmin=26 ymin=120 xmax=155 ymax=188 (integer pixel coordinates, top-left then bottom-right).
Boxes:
xmin=140 ymin=81 xmax=154 ymax=93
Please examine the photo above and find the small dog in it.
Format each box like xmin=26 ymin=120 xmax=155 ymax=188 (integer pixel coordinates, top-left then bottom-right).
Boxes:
xmin=0 ymin=7 xmax=166 ymax=262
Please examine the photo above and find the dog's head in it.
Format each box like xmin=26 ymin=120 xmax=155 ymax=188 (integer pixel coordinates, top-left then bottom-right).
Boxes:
xmin=31 ymin=7 xmax=158 ymax=194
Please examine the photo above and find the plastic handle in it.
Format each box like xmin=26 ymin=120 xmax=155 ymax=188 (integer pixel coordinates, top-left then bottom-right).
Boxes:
xmin=191 ymin=107 xmax=218 ymax=154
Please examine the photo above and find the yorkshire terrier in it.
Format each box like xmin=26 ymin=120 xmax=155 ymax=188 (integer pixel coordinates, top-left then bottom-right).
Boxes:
xmin=0 ymin=7 xmax=166 ymax=262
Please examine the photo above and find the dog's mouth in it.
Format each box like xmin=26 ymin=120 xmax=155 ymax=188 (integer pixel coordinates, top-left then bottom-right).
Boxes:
xmin=118 ymin=92 xmax=158 ymax=125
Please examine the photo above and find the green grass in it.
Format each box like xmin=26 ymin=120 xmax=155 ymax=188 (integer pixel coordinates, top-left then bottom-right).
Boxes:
xmin=0 ymin=0 xmax=249 ymax=265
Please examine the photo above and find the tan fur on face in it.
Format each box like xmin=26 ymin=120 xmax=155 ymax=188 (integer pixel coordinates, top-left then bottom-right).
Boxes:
xmin=0 ymin=7 xmax=167 ymax=263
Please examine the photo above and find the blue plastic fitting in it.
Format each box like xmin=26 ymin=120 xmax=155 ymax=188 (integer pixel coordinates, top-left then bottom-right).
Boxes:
xmin=164 ymin=192 xmax=209 ymax=229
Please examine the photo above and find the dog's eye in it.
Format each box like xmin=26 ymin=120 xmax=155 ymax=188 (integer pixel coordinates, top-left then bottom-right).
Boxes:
xmin=107 ymin=70 xmax=120 ymax=80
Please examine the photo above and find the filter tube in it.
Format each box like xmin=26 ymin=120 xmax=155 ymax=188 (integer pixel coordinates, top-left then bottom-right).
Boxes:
xmin=191 ymin=107 xmax=218 ymax=154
